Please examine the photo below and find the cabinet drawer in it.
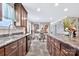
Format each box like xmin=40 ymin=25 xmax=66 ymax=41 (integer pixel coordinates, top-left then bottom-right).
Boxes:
xmin=54 ymin=40 xmax=60 ymax=49
xmin=0 ymin=48 xmax=4 ymax=56
xmin=5 ymin=42 xmax=17 ymax=55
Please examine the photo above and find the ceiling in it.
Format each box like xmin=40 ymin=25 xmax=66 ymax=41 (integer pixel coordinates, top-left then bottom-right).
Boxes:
xmin=22 ymin=3 xmax=79 ymax=22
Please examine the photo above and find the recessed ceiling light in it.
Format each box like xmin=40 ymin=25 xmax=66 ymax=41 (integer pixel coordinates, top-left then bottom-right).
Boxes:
xmin=37 ymin=8 xmax=40 ymax=12
xmin=54 ymin=3 xmax=59 ymax=7
xmin=64 ymin=8 xmax=68 ymax=12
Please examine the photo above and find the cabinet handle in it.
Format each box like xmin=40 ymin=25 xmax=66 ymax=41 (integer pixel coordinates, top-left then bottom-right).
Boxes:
xmin=11 ymin=45 xmax=17 ymax=49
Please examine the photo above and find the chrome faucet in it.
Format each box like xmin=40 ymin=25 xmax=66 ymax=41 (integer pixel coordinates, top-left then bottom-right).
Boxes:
xmin=8 ymin=23 xmax=12 ymax=36
xmin=8 ymin=22 xmax=16 ymax=36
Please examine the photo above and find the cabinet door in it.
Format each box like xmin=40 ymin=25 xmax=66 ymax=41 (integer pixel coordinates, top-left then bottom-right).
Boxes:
xmin=18 ymin=38 xmax=24 ymax=56
xmin=51 ymin=46 xmax=55 ymax=56
xmin=60 ymin=51 xmax=66 ymax=56
xmin=0 ymin=48 xmax=4 ymax=56
xmin=5 ymin=41 xmax=18 ymax=56
xmin=55 ymin=48 xmax=60 ymax=56
xmin=0 ymin=3 xmax=2 ymax=20
xmin=18 ymin=46 xmax=23 ymax=56
xmin=14 ymin=3 xmax=27 ymax=27
xmin=14 ymin=3 xmax=21 ymax=26
xmin=7 ymin=48 xmax=18 ymax=56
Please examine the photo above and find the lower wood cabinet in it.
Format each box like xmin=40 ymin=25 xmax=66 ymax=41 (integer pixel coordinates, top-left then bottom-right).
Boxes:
xmin=7 ymin=48 xmax=18 ymax=56
xmin=5 ymin=41 xmax=18 ymax=56
xmin=51 ymin=46 xmax=55 ymax=56
xmin=47 ymin=35 xmax=52 ymax=55
xmin=47 ymin=35 xmax=77 ymax=56
xmin=60 ymin=51 xmax=66 ymax=56
xmin=55 ymin=48 xmax=60 ymax=56
xmin=61 ymin=43 xmax=76 ymax=56
xmin=18 ymin=37 xmax=27 ymax=56
xmin=0 ymin=36 xmax=27 ymax=56
xmin=18 ymin=46 xmax=23 ymax=56
xmin=48 ymin=43 xmax=52 ymax=55
xmin=0 ymin=48 xmax=4 ymax=56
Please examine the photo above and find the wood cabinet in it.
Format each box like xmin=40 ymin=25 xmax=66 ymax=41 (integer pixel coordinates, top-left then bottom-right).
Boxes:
xmin=18 ymin=38 xmax=24 ymax=56
xmin=61 ymin=43 xmax=76 ymax=56
xmin=14 ymin=3 xmax=27 ymax=27
xmin=0 ymin=48 xmax=4 ymax=56
xmin=47 ymin=35 xmax=77 ymax=56
xmin=0 ymin=3 xmax=2 ymax=20
xmin=54 ymin=40 xmax=61 ymax=56
xmin=18 ymin=37 xmax=27 ymax=56
xmin=5 ymin=41 xmax=18 ymax=56
xmin=47 ymin=35 xmax=52 ymax=55
xmin=0 ymin=36 xmax=27 ymax=56
xmin=47 ymin=35 xmax=61 ymax=56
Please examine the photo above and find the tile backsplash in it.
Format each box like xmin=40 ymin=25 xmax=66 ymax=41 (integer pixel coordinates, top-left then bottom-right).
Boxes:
xmin=0 ymin=27 xmax=26 ymax=35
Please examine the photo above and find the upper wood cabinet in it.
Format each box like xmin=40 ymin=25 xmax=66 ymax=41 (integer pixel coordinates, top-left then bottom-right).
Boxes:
xmin=14 ymin=3 xmax=27 ymax=27
xmin=0 ymin=3 xmax=2 ymax=20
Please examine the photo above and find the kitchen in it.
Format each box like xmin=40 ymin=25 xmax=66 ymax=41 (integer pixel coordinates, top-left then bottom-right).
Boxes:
xmin=0 ymin=3 xmax=79 ymax=56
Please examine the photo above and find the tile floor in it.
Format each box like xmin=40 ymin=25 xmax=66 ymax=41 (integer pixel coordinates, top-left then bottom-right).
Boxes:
xmin=26 ymin=36 xmax=49 ymax=56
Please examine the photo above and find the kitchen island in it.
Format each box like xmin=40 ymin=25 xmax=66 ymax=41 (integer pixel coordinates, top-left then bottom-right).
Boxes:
xmin=47 ymin=33 xmax=79 ymax=56
xmin=0 ymin=33 xmax=31 ymax=56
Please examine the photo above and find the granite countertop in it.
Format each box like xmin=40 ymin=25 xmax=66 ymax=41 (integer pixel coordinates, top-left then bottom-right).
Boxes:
xmin=48 ymin=33 xmax=79 ymax=50
xmin=0 ymin=33 xmax=31 ymax=48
